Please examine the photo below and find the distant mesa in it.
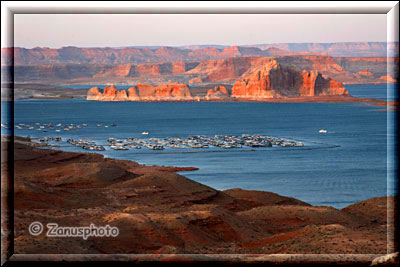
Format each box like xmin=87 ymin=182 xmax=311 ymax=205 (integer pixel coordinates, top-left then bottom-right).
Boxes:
xmin=87 ymin=83 xmax=193 ymax=101
xmin=231 ymin=59 xmax=348 ymax=99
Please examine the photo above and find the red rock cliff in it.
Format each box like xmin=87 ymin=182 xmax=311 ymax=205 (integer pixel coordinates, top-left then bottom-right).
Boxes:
xmin=115 ymin=90 xmax=128 ymax=101
xmin=86 ymin=87 xmax=103 ymax=101
xmin=88 ymin=83 xmax=193 ymax=101
xmin=102 ymin=84 xmax=117 ymax=100
xmin=231 ymin=59 xmax=348 ymax=99
xmin=154 ymin=84 xmax=193 ymax=100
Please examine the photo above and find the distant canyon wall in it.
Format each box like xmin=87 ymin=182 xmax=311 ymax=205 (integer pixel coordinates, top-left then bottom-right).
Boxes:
xmin=0 ymin=45 xmax=326 ymax=66
xmin=2 ymin=42 xmax=398 ymax=66
xmin=243 ymin=42 xmax=399 ymax=57
xmin=5 ymin=55 xmax=397 ymax=85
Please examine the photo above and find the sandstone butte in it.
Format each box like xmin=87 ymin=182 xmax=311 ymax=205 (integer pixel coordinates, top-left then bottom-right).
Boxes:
xmin=231 ymin=59 xmax=349 ymax=99
xmin=205 ymin=86 xmax=230 ymax=100
xmin=87 ymin=83 xmax=193 ymax=101
xmin=379 ymin=74 xmax=397 ymax=83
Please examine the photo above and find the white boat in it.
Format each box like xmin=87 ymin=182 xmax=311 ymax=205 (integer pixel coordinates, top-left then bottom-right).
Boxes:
xmin=142 ymin=131 xmax=149 ymax=135
xmin=319 ymin=129 xmax=328 ymax=134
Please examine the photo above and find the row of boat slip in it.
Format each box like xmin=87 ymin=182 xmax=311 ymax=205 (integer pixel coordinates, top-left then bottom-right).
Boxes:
xmin=66 ymin=138 xmax=105 ymax=151
xmin=13 ymin=122 xmax=118 ymax=132
xmin=107 ymin=134 xmax=304 ymax=151
xmin=32 ymin=134 xmax=304 ymax=152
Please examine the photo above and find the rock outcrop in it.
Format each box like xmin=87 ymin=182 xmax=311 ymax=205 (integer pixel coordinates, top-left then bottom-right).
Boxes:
xmin=231 ymin=59 xmax=348 ymax=99
xmin=154 ymin=84 xmax=193 ymax=100
xmin=86 ymin=87 xmax=103 ymax=100
xmin=102 ymin=84 xmax=117 ymax=100
xmin=115 ymin=90 xmax=128 ymax=101
xmin=205 ymin=86 xmax=230 ymax=100
xmin=128 ymin=87 xmax=140 ymax=101
xmin=87 ymin=83 xmax=193 ymax=101
xmin=379 ymin=74 xmax=397 ymax=83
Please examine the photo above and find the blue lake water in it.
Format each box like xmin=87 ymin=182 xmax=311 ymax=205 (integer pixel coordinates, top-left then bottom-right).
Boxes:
xmin=1 ymin=84 xmax=397 ymax=208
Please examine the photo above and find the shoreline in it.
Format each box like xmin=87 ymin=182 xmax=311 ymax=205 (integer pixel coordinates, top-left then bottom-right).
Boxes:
xmin=4 ymin=94 xmax=398 ymax=109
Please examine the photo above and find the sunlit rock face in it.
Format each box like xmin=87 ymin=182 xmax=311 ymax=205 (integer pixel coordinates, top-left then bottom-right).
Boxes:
xmin=231 ymin=59 xmax=348 ymax=99
xmin=88 ymin=83 xmax=193 ymax=101
xmin=128 ymin=87 xmax=140 ymax=101
xmin=86 ymin=87 xmax=103 ymax=101
xmin=379 ymin=74 xmax=396 ymax=83
xmin=114 ymin=90 xmax=128 ymax=101
xmin=205 ymin=86 xmax=230 ymax=100
xmin=153 ymin=84 xmax=193 ymax=101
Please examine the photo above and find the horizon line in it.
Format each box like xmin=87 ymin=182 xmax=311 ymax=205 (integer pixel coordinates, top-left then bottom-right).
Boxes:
xmin=3 ymin=41 xmax=398 ymax=50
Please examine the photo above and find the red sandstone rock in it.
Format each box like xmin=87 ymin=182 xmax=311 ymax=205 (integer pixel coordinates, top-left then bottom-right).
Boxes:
xmin=128 ymin=87 xmax=140 ymax=100
xmin=318 ymin=78 xmax=349 ymax=96
xmin=86 ymin=87 xmax=103 ymax=101
xmin=9 ymin=138 xmax=392 ymax=255
xmin=135 ymin=84 xmax=157 ymax=98
xmin=114 ymin=90 xmax=128 ymax=101
xmin=154 ymin=84 xmax=193 ymax=100
xmin=102 ymin=84 xmax=117 ymax=101
xmin=379 ymin=74 xmax=396 ymax=83
xmin=93 ymin=83 xmax=193 ymax=101
xmin=205 ymin=86 xmax=230 ymax=100
xmin=231 ymin=59 xmax=282 ymax=99
xmin=299 ymin=70 xmax=318 ymax=96
xmin=231 ymin=59 xmax=348 ymax=99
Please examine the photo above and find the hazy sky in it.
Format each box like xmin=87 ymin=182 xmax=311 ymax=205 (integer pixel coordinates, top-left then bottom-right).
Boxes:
xmin=14 ymin=14 xmax=387 ymax=48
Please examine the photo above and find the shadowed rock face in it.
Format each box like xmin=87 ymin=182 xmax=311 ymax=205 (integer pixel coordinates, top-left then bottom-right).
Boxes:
xmin=231 ymin=59 xmax=348 ymax=99
xmin=115 ymin=90 xmax=128 ymax=101
xmin=205 ymin=86 xmax=230 ymax=100
xmin=102 ymin=85 xmax=117 ymax=100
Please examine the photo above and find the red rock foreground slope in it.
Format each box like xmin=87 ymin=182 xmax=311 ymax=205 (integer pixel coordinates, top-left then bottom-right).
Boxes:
xmin=5 ymin=137 xmax=392 ymax=255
